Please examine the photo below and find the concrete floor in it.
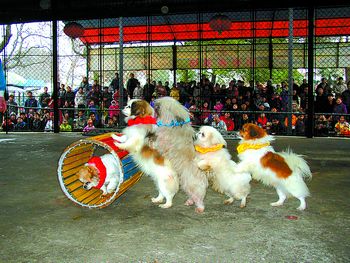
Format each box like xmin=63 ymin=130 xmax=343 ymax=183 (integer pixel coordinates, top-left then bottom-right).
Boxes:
xmin=0 ymin=132 xmax=349 ymax=262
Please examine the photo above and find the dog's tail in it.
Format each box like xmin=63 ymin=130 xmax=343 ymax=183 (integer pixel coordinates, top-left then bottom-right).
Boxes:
xmin=280 ymin=149 xmax=312 ymax=180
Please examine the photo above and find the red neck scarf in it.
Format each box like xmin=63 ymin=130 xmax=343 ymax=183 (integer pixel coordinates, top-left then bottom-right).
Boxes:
xmin=87 ymin=156 xmax=107 ymax=189
xmin=127 ymin=116 xmax=157 ymax=126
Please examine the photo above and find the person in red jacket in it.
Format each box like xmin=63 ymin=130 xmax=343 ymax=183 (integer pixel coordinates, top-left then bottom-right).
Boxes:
xmin=220 ymin=112 xmax=235 ymax=131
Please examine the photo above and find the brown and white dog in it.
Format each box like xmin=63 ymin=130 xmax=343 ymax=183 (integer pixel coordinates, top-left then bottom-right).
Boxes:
xmin=77 ymin=154 xmax=120 ymax=195
xmin=112 ymin=99 xmax=179 ymax=208
xmin=236 ymin=123 xmax=312 ymax=210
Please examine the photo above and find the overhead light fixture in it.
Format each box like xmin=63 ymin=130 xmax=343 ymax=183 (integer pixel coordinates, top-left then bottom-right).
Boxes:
xmin=63 ymin=22 xmax=85 ymax=39
xmin=161 ymin=6 xmax=169 ymax=14
xmin=209 ymin=14 xmax=231 ymax=34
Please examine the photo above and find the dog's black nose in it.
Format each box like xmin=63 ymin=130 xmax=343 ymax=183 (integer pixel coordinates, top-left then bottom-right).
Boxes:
xmin=83 ymin=183 xmax=90 ymax=190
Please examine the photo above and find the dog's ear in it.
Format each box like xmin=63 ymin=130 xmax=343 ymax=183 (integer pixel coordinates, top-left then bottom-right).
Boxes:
xmin=131 ymin=100 xmax=145 ymax=117
xmin=249 ymin=127 xmax=259 ymax=138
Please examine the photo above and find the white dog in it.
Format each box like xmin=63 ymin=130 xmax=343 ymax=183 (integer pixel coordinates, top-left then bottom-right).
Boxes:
xmin=154 ymin=97 xmax=208 ymax=213
xmin=236 ymin=123 xmax=312 ymax=210
xmin=77 ymin=154 xmax=120 ymax=196
xmin=194 ymin=126 xmax=251 ymax=208
xmin=112 ymin=99 xmax=179 ymax=208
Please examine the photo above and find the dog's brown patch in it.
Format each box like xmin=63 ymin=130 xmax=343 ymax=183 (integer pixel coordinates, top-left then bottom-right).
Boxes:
xmin=240 ymin=123 xmax=267 ymax=140
xmin=261 ymin=152 xmax=292 ymax=179
xmin=131 ymin=100 xmax=153 ymax=118
xmin=141 ymin=145 xmax=164 ymax=166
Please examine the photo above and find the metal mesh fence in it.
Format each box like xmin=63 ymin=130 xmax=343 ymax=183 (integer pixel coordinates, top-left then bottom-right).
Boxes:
xmin=1 ymin=6 xmax=350 ymax=137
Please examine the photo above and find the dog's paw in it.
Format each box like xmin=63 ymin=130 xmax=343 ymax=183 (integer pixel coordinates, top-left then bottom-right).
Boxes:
xmin=159 ymin=203 xmax=172 ymax=209
xmin=107 ymin=189 xmax=115 ymax=194
xmin=297 ymin=205 xmax=306 ymax=211
xmin=112 ymin=134 xmax=127 ymax=143
xmin=223 ymin=198 xmax=234 ymax=205
xmin=270 ymin=201 xmax=284 ymax=207
xmin=185 ymin=199 xmax=194 ymax=206
xmin=151 ymin=197 xmax=164 ymax=204
xmin=195 ymin=207 xmax=204 ymax=214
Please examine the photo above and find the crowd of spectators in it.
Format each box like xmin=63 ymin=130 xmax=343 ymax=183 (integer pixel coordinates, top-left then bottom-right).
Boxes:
xmin=1 ymin=73 xmax=350 ymax=137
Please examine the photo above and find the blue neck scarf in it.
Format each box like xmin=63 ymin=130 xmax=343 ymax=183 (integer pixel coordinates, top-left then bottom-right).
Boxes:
xmin=157 ymin=117 xmax=191 ymax=127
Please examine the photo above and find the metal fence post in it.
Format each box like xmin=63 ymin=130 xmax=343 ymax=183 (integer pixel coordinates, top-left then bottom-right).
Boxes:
xmin=306 ymin=7 xmax=315 ymax=138
xmin=118 ymin=16 xmax=124 ymax=126
xmin=287 ymin=8 xmax=294 ymax=135
xmin=53 ymin=20 xmax=59 ymax=133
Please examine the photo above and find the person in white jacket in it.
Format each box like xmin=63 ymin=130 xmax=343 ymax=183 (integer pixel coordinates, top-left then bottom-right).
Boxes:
xmin=74 ymin=87 xmax=87 ymax=109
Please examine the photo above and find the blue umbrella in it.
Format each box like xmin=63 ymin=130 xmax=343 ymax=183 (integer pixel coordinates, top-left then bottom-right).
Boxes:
xmin=0 ymin=58 xmax=5 ymax=93
xmin=0 ymin=58 xmax=6 ymax=113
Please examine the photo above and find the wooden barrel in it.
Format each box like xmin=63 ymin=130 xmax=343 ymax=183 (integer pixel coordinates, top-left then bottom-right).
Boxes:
xmin=57 ymin=132 xmax=142 ymax=208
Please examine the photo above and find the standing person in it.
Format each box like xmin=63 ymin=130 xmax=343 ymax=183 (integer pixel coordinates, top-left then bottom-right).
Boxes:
xmin=333 ymin=77 xmax=347 ymax=96
xmin=143 ymin=78 xmax=155 ymax=102
xmin=79 ymin=77 xmax=90 ymax=93
xmin=341 ymin=81 xmax=350 ymax=112
xmin=65 ymin=86 xmax=75 ymax=108
xmin=39 ymin=87 xmax=51 ymax=109
xmin=316 ymin=78 xmax=332 ymax=96
xmin=133 ymin=81 xmax=144 ymax=99
xmin=6 ymin=94 xmax=18 ymax=116
xmin=101 ymin=86 xmax=112 ymax=109
xmin=24 ymin=91 xmax=38 ymax=113
xmin=126 ymin=73 xmax=138 ymax=99
xmin=87 ymin=82 xmax=101 ymax=107
xmin=333 ymin=97 xmax=348 ymax=121
xmin=74 ymin=87 xmax=87 ymax=110
xmin=58 ymin=84 xmax=66 ymax=108
xmin=109 ymin=72 xmax=119 ymax=92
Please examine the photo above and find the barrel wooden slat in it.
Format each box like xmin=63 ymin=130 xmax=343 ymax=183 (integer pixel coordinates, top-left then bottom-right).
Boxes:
xmin=65 ymin=145 xmax=92 ymax=158
xmin=62 ymin=166 xmax=85 ymax=179
xmin=89 ymin=195 xmax=108 ymax=205
xmin=62 ymin=159 xmax=89 ymax=173
xmin=63 ymin=151 xmax=93 ymax=166
xmin=76 ymin=188 xmax=101 ymax=203
xmin=70 ymin=188 xmax=88 ymax=199
xmin=64 ymin=174 xmax=79 ymax=185
xmin=66 ymin=181 xmax=83 ymax=192
xmin=84 ymin=191 xmax=103 ymax=204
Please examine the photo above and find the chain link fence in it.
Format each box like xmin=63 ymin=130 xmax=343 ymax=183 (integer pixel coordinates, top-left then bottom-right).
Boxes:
xmin=1 ymin=6 xmax=350 ymax=137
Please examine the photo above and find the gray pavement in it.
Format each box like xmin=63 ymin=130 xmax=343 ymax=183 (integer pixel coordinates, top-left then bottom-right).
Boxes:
xmin=0 ymin=133 xmax=349 ymax=262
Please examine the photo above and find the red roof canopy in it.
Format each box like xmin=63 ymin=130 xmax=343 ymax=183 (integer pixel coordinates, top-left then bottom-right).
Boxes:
xmin=79 ymin=18 xmax=350 ymax=45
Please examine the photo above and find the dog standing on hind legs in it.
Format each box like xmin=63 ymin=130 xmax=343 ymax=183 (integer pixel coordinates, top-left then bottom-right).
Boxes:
xmin=194 ymin=126 xmax=251 ymax=208
xmin=112 ymin=99 xmax=179 ymax=209
xmin=236 ymin=123 xmax=312 ymax=210
xmin=154 ymin=97 xmax=208 ymax=213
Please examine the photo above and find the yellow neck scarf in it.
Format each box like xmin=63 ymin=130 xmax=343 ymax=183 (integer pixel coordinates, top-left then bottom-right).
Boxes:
xmin=195 ymin=144 xmax=225 ymax=154
xmin=237 ymin=142 xmax=270 ymax=154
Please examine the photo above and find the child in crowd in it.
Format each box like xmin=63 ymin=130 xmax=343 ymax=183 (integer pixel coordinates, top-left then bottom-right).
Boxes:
xmin=334 ymin=115 xmax=350 ymax=136
xmin=220 ymin=112 xmax=234 ymax=131
xmin=211 ymin=113 xmax=227 ymax=133
xmin=108 ymin=100 xmax=119 ymax=120
xmin=74 ymin=110 xmax=86 ymax=131
xmin=256 ymin=113 xmax=269 ymax=129
xmin=83 ymin=119 xmax=95 ymax=134
xmin=44 ymin=116 xmax=54 ymax=132
xmin=60 ymin=119 xmax=72 ymax=132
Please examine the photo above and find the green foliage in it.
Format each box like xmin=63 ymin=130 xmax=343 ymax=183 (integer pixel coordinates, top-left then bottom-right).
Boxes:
xmin=151 ymin=70 xmax=171 ymax=83
xmin=176 ymin=69 xmax=196 ymax=82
